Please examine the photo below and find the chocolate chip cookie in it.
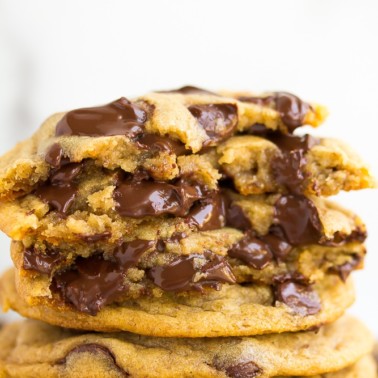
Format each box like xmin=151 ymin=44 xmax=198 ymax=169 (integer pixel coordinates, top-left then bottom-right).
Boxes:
xmin=0 ymin=316 xmax=373 ymax=378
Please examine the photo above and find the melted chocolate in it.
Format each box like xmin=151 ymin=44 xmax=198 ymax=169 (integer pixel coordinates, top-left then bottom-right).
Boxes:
xmin=137 ymin=133 xmax=187 ymax=155
xmin=225 ymin=203 xmax=251 ymax=231
xmin=113 ymin=240 xmax=156 ymax=270
xmin=78 ymin=232 xmax=112 ymax=243
xmin=188 ymin=103 xmax=238 ymax=145
xmin=52 ymin=240 xmax=155 ymax=314
xmin=224 ymin=361 xmax=261 ymax=378
xmin=228 ymin=232 xmax=273 ymax=270
xmin=56 ymin=98 xmax=147 ymax=138
xmin=274 ymin=280 xmax=321 ymax=316
xmin=270 ymin=134 xmax=319 ymax=194
xmin=272 ymin=195 xmax=323 ymax=246
xmin=329 ymin=254 xmax=362 ymax=282
xmin=23 ymin=247 xmax=62 ymax=274
xmin=45 ymin=143 xmax=64 ymax=167
xmin=186 ymin=193 xmax=226 ymax=231
xmin=114 ymin=179 xmax=204 ymax=218
xmin=53 ymin=255 xmax=125 ymax=315
xmin=56 ymin=344 xmax=129 ymax=377
xmin=148 ymin=254 xmax=235 ymax=292
xmin=158 ymin=86 xmax=216 ymax=95
xmin=35 ymin=163 xmax=83 ymax=215
xmin=239 ymin=92 xmax=309 ymax=132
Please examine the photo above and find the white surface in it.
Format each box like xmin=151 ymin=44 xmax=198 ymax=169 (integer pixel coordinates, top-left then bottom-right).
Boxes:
xmin=0 ymin=0 xmax=377 ymax=332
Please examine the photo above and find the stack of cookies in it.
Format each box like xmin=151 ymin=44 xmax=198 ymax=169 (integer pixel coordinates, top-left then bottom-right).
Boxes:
xmin=0 ymin=87 xmax=376 ymax=377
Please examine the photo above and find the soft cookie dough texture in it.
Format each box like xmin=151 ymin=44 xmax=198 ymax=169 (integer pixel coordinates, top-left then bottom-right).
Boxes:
xmin=0 ymin=316 xmax=374 ymax=378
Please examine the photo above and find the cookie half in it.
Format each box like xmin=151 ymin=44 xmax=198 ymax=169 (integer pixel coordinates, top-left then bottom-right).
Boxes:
xmin=0 ymin=316 xmax=373 ymax=377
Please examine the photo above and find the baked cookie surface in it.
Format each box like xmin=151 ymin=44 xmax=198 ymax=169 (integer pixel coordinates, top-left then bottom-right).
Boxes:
xmin=0 ymin=316 xmax=373 ymax=378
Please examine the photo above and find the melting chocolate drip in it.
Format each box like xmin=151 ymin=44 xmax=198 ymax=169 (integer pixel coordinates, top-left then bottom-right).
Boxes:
xmin=158 ymin=85 xmax=217 ymax=95
xmin=274 ymin=278 xmax=321 ymax=316
xmin=35 ymin=161 xmax=83 ymax=215
xmin=148 ymin=254 xmax=236 ymax=292
xmin=188 ymin=103 xmax=238 ymax=145
xmin=270 ymin=134 xmax=319 ymax=194
xmin=224 ymin=361 xmax=261 ymax=378
xmin=272 ymin=194 xmax=323 ymax=246
xmin=239 ymin=92 xmax=310 ymax=131
xmin=52 ymin=240 xmax=154 ymax=315
xmin=23 ymin=247 xmax=62 ymax=274
xmin=45 ymin=143 xmax=64 ymax=168
xmin=136 ymin=133 xmax=188 ymax=156
xmin=56 ymin=98 xmax=147 ymax=138
xmin=113 ymin=179 xmax=205 ymax=218
xmin=56 ymin=343 xmax=129 ymax=377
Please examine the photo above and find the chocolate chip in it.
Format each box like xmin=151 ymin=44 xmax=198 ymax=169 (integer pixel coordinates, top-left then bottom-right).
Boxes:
xmin=239 ymin=92 xmax=309 ymax=132
xmin=45 ymin=143 xmax=64 ymax=168
xmin=228 ymin=232 xmax=273 ymax=270
xmin=113 ymin=179 xmax=204 ymax=218
xmin=136 ymin=133 xmax=188 ymax=155
xmin=148 ymin=254 xmax=235 ymax=292
xmin=23 ymin=247 xmax=62 ymax=274
xmin=329 ymin=254 xmax=362 ymax=282
xmin=188 ymin=103 xmax=238 ymax=145
xmin=272 ymin=194 xmax=323 ymax=246
xmin=225 ymin=202 xmax=251 ymax=231
xmin=56 ymin=97 xmax=147 ymax=138
xmin=269 ymin=134 xmax=319 ymax=194
xmin=56 ymin=343 xmax=129 ymax=377
xmin=158 ymin=85 xmax=217 ymax=95
xmin=224 ymin=361 xmax=261 ymax=378
xmin=274 ymin=279 xmax=321 ymax=316
xmin=52 ymin=240 xmax=154 ymax=314
xmin=113 ymin=240 xmax=156 ymax=270
xmin=78 ymin=232 xmax=112 ymax=243
xmin=34 ymin=163 xmax=83 ymax=215
xmin=186 ymin=193 xmax=226 ymax=231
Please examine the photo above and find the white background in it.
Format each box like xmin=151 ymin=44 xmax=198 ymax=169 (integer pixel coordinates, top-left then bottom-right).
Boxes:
xmin=1 ymin=0 xmax=377 ymax=333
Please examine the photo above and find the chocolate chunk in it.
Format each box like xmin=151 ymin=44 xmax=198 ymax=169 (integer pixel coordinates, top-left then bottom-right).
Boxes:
xmin=56 ymin=97 xmax=147 ymax=138
xmin=186 ymin=193 xmax=226 ymax=231
xmin=228 ymin=232 xmax=273 ymax=270
xmin=260 ymin=232 xmax=292 ymax=262
xmin=224 ymin=361 xmax=261 ymax=378
xmin=272 ymin=195 xmax=323 ymax=246
xmin=158 ymin=85 xmax=217 ymax=95
xmin=78 ymin=232 xmax=112 ymax=243
xmin=247 ymin=123 xmax=270 ymax=137
xmin=326 ymin=229 xmax=367 ymax=246
xmin=274 ymin=280 xmax=321 ymax=316
xmin=53 ymin=255 xmax=125 ymax=315
xmin=225 ymin=203 xmax=251 ymax=231
xmin=270 ymin=134 xmax=319 ymax=194
xmin=114 ymin=239 xmax=156 ymax=270
xmin=52 ymin=240 xmax=154 ymax=314
xmin=56 ymin=343 xmax=129 ymax=377
xmin=35 ymin=183 xmax=78 ymax=215
xmin=137 ymin=133 xmax=188 ymax=156
xmin=148 ymin=254 xmax=235 ymax=292
xmin=329 ymin=254 xmax=362 ymax=282
xmin=239 ymin=92 xmax=309 ymax=132
xmin=45 ymin=143 xmax=64 ymax=168
xmin=23 ymin=247 xmax=62 ymax=274
xmin=188 ymin=103 xmax=238 ymax=145
xmin=114 ymin=179 xmax=204 ymax=218
xmin=35 ymin=163 xmax=83 ymax=215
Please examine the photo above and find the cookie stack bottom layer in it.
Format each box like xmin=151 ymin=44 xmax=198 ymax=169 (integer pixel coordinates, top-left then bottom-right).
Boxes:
xmin=0 ymin=316 xmax=375 ymax=378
